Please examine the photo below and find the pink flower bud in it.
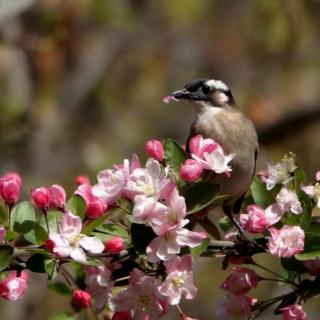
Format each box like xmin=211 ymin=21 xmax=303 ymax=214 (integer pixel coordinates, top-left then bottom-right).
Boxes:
xmin=221 ymin=268 xmax=259 ymax=296
xmin=48 ymin=184 xmax=66 ymax=209
xmin=105 ymin=236 xmax=124 ymax=254
xmin=86 ymin=201 xmax=107 ymax=219
xmin=144 ymin=139 xmax=165 ymax=162
xmin=281 ymin=304 xmax=307 ymax=320
xmin=180 ymin=159 xmax=203 ymax=182
xmin=112 ymin=312 xmax=132 ymax=320
xmin=0 ymin=172 xmax=22 ymax=205
xmin=0 ymin=226 xmax=6 ymax=243
xmin=76 ymin=175 xmax=91 ymax=186
xmin=31 ymin=187 xmax=51 ymax=209
xmin=0 ymin=271 xmax=28 ymax=301
xmin=240 ymin=205 xmax=268 ymax=233
xmin=72 ymin=290 xmax=91 ymax=308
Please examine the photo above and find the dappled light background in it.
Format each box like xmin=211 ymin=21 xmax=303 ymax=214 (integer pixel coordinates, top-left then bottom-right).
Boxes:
xmin=1 ymin=0 xmax=320 ymax=319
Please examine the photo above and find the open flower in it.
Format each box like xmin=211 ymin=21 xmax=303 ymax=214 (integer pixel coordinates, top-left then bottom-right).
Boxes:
xmin=301 ymin=183 xmax=320 ymax=208
xmin=48 ymin=211 xmax=104 ymax=263
xmin=110 ymin=268 xmax=168 ymax=320
xmin=268 ymin=225 xmax=305 ymax=258
xmin=240 ymin=205 xmax=268 ymax=233
xmin=276 ymin=187 xmax=302 ymax=215
xmin=0 ymin=271 xmax=28 ymax=301
xmin=189 ymin=135 xmax=234 ymax=175
xmin=84 ymin=266 xmax=114 ymax=313
xmin=158 ymin=255 xmax=197 ymax=305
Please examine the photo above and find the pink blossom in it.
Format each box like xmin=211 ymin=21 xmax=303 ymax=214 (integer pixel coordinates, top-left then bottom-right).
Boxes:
xmin=0 ymin=226 xmax=6 ymax=243
xmin=265 ymin=204 xmax=284 ymax=225
xmin=266 ymin=153 xmax=297 ymax=190
xmin=31 ymin=187 xmax=51 ymax=209
xmin=75 ymin=184 xmax=108 ymax=219
xmin=76 ymin=175 xmax=91 ymax=185
xmin=85 ymin=265 xmax=114 ymax=313
xmin=145 ymin=139 xmax=165 ymax=162
xmin=48 ymin=211 xmax=104 ymax=263
xmin=72 ymin=290 xmax=91 ymax=308
xmin=105 ymin=236 xmax=124 ymax=254
xmin=215 ymin=294 xmax=251 ymax=320
xmin=301 ymin=183 xmax=320 ymax=208
xmin=110 ymin=268 xmax=168 ymax=320
xmin=268 ymin=225 xmax=305 ymax=258
xmin=276 ymin=187 xmax=302 ymax=214
xmin=48 ymin=184 xmax=66 ymax=209
xmin=281 ymin=304 xmax=308 ymax=320
xmin=146 ymin=220 xmax=206 ymax=262
xmin=221 ymin=268 xmax=259 ymax=296
xmin=0 ymin=172 xmax=22 ymax=204
xmin=189 ymin=135 xmax=218 ymax=159
xmin=0 ymin=271 xmax=28 ymax=301
xmin=158 ymin=255 xmax=197 ymax=305
xmin=93 ymin=155 xmax=140 ymax=205
xmin=124 ymin=158 xmax=172 ymax=202
xmin=112 ymin=312 xmax=132 ymax=320
xmin=180 ymin=159 xmax=203 ymax=182
xmin=240 ymin=205 xmax=268 ymax=233
xmin=303 ymin=259 xmax=320 ymax=276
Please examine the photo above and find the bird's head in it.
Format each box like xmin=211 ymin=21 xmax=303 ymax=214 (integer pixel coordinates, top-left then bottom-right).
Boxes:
xmin=169 ymin=78 xmax=235 ymax=108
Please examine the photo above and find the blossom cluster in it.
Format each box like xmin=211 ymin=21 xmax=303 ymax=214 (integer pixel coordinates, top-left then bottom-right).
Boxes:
xmin=0 ymin=143 xmax=320 ymax=319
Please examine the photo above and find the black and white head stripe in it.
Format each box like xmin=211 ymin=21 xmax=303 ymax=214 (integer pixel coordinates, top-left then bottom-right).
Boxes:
xmin=205 ymin=79 xmax=229 ymax=92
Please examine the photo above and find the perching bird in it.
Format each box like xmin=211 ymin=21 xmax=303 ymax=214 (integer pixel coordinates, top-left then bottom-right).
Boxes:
xmin=170 ymin=78 xmax=258 ymax=233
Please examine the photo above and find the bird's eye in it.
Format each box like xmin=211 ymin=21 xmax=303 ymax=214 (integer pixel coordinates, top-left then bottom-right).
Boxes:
xmin=202 ymin=84 xmax=210 ymax=94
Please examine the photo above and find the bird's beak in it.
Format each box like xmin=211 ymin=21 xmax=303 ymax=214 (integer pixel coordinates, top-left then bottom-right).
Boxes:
xmin=171 ymin=88 xmax=206 ymax=101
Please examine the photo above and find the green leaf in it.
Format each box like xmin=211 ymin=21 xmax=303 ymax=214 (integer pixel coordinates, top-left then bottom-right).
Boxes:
xmin=190 ymin=238 xmax=210 ymax=256
xmin=182 ymin=181 xmax=221 ymax=214
xmin=10 ymin=201 xmax=36 ymax=243
xmin=96 ymin=224 xmax=128 ymax=238
xmin=0 ymin=245 xmax=13 ymax=271
xmin=5 ymin=230 xmax=19 ymax=242
xmin=164 ymin=138 xmax=188 ymax=173
xmin=45 ymin=260 xmax=57 ymax=280
xmin=66 ymin=195 xmax=86 ymax=220
xmin=48 ymin=282 xmax=72 ymax=296
xmin=295 ymin=251 xmax=320 ymax=261
xmin=82 ymin=213 xmax=110 ymax=235
xmin=250 ymin=176 xmax=274 ymax=208
xmin=49 ymin=312 xmax=78 ymax=320
xmin=131 ymin=223 xmax=156 ymax=253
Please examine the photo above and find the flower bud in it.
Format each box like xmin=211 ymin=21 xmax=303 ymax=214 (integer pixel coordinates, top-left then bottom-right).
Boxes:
xmin=76 ymin=175 xmax=90 ymax=186
xmin=0 ymin=226 xmax=6 ymax=243
xmin=31 ymin=187 xmax=51 ymax=209
xmin=240 ymin=205 xmax=268 ymax=234
xmin=0 ymin=173 xmax=22 ymax=205
xmin=72 ymin=290 xmax=91 ymax=308
xmin=144 ymin=139 xmax=165 ymax=162
xmin=281 ymin=304 xmax=307 ymax=320
xmin=180 ymin=159 xmax=203 ymax=182
xmin=49 ymin=184 xmax=66 ymax=209
xmin=221 ymin=268 xmax=259 ymax=296
xmin=112 ymin=312 xmax=131 ymax=320
xmin=86 ymin=201 xmax=107 ymax=219
xmin=105 ymin=236 xmax=124 ymax=254
xmin=0 ymin=271 xmax=28 ymax=301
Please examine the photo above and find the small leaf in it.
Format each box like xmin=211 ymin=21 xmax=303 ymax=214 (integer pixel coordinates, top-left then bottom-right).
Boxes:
xmin=0 ymin=245 xmax=13 ymax=271
xmin=131 ymin=223 xmax=156 ymax=253
xmin=66 ymin=195 xmax=86 ymax=220
xmin=45 ymin=260 xmax=57 ymax=280
xmin=48 ymin=282 xmax=72 ymax=295
xmin=164 ymin=138 xmax=188 ymax=173
xmin=250 ymin=177 xmax=274 ymax=208
xmin=96 ymin=224 xmax=128 ymax=238
xmin=182 ymin=181 xmax=221 ymax=214
xmin=295 ymin=251 xmax=320 ymax=261
xmin=5 ymin=230 xmax=19 ymax=242
xmin=82 ymin=213 xmax=110 ymax=235
xmin=191 ymin=238 xmax=210 ymax=256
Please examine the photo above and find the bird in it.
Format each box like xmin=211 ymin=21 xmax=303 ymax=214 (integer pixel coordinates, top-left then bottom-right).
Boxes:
xmin=170 ymin=78 xmax=259 ymax=234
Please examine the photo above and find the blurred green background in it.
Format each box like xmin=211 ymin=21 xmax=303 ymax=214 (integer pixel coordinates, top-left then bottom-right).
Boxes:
xmin=1 ymin=0 xmax=320 ymax=319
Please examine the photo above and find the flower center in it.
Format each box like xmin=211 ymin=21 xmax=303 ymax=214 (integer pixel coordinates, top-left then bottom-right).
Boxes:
xmin=172 ymin=276 xmax=184 ymax=288
xmin=138 ymin=294 xmax=150 ymax=311
xmin=69 ymin=234 xmax=83 ymax=247
xmin=137 ymin=180 xmax=155 ymax=197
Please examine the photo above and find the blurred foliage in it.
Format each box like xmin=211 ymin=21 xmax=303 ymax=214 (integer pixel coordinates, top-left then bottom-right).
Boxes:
xmin=0 ymin=0 xmax=320 ymax=319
